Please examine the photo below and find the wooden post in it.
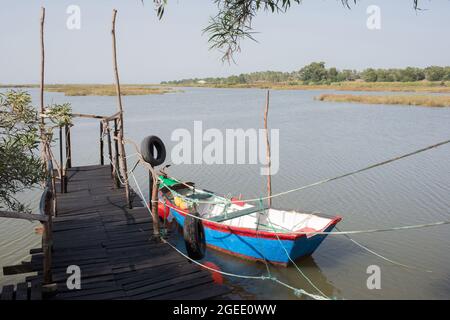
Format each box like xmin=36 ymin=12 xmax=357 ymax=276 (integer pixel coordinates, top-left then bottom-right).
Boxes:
xmin=106 ymin=122 xmax=114 ymax=177
xmin=39 ymin=7 xmax=48 ymax=162
xmin=264 ymin=90 xmax=272 ymax=207
xmin=42 ymin=190 xmax=53 ymax=285
xmin=59 ymin=126 xmax=65 ymax=193
xmin=51 ymin=170 xmax=57 ymax=216
xmin=113 ymin=119 xmax=120 ymax=188
xmin=148 ymin=171 xmax=153 ymax=211
xmin=65 ymin=125 xmax=72 ymax=169
xmin=99 ymin=122 xmax=104 ymax=165
xmin=151 ymin=175 xmax=160 ymax=238
xmin=111 ymin=9 xmax=131 ymax=208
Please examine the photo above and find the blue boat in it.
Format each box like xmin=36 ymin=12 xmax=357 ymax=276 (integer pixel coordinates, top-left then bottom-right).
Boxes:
xmin=158 ymin=176 xmax=341 ymax=266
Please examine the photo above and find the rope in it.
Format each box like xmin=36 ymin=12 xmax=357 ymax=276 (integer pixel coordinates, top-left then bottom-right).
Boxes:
xmin=157 ymin=181 xmax=450 ymax=236
xmin=334 ymin=226 xmax=433 ymax=273
xmin=116 ymin=136 xmax=450 ymax=300
xmin=157 ymin=139 xmax=450 ymax=205
xmin=265 ymin=214 xmax=329 ymax=299
xmin=127 ymin=167 xmax=330 ymax=300
xmin=161 ymin=237 xmax=329 ymax=300
xmin=288 ymin=220 xmax=450 ymax=236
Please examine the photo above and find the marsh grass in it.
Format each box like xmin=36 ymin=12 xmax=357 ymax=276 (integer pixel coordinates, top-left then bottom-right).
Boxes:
xmin=44 ymin=84 xmax=175 ymax=96
xmin=165 ymin=81 xmax=450 ymax=93
xmin=0 ymin=84 xmax=177 ymax=96
xmin=316 ymin=94 xmax=450 ymax=108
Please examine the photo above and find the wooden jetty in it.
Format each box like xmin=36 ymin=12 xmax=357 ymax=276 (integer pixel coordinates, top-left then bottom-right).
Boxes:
xmin=1 ymin=8 xmax=233 ymax=301
xmin=1 ymin=165 xmax=232 ymax=300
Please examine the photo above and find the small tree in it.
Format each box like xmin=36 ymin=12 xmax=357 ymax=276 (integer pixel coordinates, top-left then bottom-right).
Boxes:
xmin=0 ymin=90 xmax=44 ymax=212
xmin=0 ymin=90 xmax=73 ymax=212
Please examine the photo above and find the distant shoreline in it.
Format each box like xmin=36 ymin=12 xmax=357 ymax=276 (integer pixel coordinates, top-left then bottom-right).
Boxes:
xmin=162 ymin=81 xmax=450 ymax=94
xmin=0 ymin=84 xmax=179 ymax=96
xmin=2 ymin=81 xmax=450 ymax=94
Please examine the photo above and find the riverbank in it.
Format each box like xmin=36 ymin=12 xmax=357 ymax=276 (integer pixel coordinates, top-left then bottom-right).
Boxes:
xmin=0 ymin=84 xmax=177 ymax=96
xmin=163 ymin=81 xmax=450 ymax=93
xmin=3 ymin=81 xmax=450 ymax=94
xmin=316 ymin=93 xmax=450 ymax=108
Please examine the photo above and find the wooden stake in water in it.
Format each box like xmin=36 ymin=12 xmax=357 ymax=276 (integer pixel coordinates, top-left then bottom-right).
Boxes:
xmin=264 ymin=90 xmax=272 ymax=207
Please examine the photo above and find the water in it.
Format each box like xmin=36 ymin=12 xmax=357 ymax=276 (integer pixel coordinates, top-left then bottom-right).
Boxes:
xmin=1 ymin=87 xmax=449 ymax=299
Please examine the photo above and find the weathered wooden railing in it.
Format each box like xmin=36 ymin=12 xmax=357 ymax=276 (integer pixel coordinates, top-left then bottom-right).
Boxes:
xmin=1 ymin=112 xmax=126 ymax=291
xmin=46 ymin=112 xmax=123 ymax=196
xmin=40 ymin=159 xmax=55 ymax=287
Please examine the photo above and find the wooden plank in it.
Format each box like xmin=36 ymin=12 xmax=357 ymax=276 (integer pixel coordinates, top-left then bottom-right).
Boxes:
xmin=3 ymin=164 xmax=231 ymax=300
xmin=15 ymin=283 xmax=29 ymax=300
xmin=0 ymin=285 xmax=14 ymax=300
xmin=30 ymin=283 xmax=42 ymax=300
xmin=3 ymin=262 xmax=34 ymax=275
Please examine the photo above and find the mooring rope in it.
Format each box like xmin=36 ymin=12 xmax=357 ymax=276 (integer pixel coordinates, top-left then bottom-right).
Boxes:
xmin=110 ymin=135 xmax=449 ymax=297
xmin=122 ymin=145 xmax=450 ymax=300
xmin=128 ymin=169 xmax=330 ymax=300
xmin=158 ymin=138 xmax=450 ymax=205
xmin=264 ymin=212 xmax=330 ymax=299
xmin=334 ymin=226 xmax=433 ymax=273
xmin=158 ymin=181 xmax=450 ymax=236
xmin=161 ymin=237 xmax=329 ymax=300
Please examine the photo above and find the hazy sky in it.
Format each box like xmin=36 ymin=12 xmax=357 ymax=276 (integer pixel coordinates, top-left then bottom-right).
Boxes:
xmin=0 ymin=0 xmax=449 ymax=84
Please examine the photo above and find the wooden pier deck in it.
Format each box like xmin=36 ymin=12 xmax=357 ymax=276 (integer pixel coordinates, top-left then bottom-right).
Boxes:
xmin=1 ymin=165 xmax=231 ymax=300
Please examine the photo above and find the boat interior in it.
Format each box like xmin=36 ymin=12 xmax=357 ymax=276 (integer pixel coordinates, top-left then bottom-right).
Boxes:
xmin=160 ymin=182 xmax=338 ymax=234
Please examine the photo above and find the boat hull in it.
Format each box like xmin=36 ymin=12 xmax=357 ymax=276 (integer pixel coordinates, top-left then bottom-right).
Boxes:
xmin=163 ymin=205 xmax=339 ymax=266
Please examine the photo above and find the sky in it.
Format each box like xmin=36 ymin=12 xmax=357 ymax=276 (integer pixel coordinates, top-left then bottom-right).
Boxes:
xmin=0 ymin=0 xmax=449 ymax=84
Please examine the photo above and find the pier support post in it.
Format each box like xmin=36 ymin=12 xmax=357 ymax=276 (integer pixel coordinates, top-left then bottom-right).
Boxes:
xmin=149 ymin=171 xmax=153 ymax=211
xmin=150 ymin=172 xmax=160 ymax=239
xmin=111 ymin=9 xmax=132 ymax=208
xmin=99 ymin=122 xmax=104 ymax=165
xmin=65 ymin=125 xmax=72 ymax=169
xmin=113 ymin=119 xmax=120 ymax=188
xmin=59 ymin=126 xmax=66 ymax=193
xmin=106 ymin=121 xmax=114 ymax=177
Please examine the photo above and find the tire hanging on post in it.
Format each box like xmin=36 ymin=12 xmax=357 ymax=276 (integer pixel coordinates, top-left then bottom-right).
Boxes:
xmin=140 ymin=135 xmax=166 ymax=240
xmin=183 ymin=211 xmax=206 ymax=260
xmin=140 ymin=135 xmax=166 ymax=167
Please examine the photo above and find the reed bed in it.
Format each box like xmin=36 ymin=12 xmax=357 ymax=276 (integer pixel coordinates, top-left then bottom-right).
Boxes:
xmin=44 ymin=84 xmax=175 ymax=96
xmin=166 ymin=81 xmax=450 ymax=93
xmin=316 ymin=94 xmax=450 ymax=108
xmin=0 ymin=84 xmax=177 ymax=96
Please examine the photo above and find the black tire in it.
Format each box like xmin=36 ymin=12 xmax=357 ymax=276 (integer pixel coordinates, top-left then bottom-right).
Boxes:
xmin=140 ymin=135 xmax=166 ymax=167
xmin=183 ymin=212 xmax=206 ymax=260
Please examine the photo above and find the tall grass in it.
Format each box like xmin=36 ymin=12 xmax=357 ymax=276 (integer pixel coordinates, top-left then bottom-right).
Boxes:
xmin=164 ymin=81 xmax=450 ymax=93
xmin=316 ymin=94 xmax=450 ymax=108
xmin=0 ymin=84 xmax=177 ymax=96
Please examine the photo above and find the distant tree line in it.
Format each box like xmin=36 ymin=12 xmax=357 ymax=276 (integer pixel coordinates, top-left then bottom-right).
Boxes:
xmin=161 ymin=62 xmax=450 ymax=85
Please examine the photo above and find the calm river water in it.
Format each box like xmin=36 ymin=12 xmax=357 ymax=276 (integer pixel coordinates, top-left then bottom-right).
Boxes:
xmin=1 ymin=87 xmax=449 ymax=299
